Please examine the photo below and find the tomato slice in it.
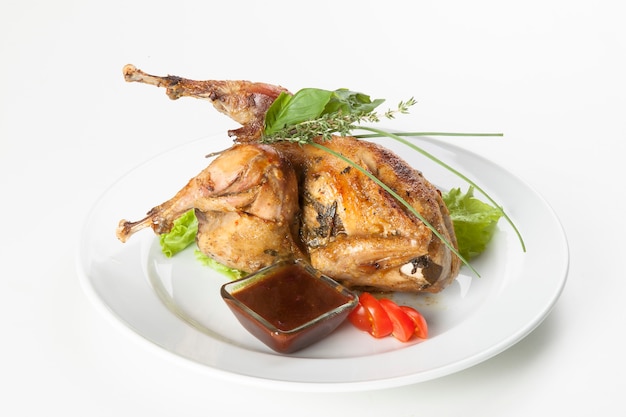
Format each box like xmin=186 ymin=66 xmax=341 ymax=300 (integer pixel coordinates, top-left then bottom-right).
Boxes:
xmin=357 ymin=293 xmax=393 ymax=338
xmin=400 ymin=305 xmax=429 ymax=339
xmin=379 ymin=298 xmax=416 ymax=342
xmin=348 ymin=292 xmax=429 ymax=342
xmin=347 ymin=303 xmax=371 ymax=332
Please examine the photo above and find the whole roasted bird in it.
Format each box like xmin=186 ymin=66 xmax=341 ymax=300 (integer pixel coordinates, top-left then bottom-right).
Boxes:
xmin=117 ymin=65 xmax=460 ymax=293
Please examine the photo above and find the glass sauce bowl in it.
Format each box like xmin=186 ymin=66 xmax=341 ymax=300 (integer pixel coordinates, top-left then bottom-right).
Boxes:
xmin=220 ymin=259 xmax=358 ymax=353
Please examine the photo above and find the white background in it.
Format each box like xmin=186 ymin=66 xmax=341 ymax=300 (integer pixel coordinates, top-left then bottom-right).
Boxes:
xmin=1 ymin=0 xmax=624 ymax=415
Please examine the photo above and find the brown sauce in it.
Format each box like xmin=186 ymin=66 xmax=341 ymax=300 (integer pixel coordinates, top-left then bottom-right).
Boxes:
xmin=232 ymin=263 xmax=349 ymax=331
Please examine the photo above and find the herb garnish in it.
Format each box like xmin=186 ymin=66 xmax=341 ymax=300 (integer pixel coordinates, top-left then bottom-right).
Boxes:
xmin=260 ymin=87 xmax=525 ymax=276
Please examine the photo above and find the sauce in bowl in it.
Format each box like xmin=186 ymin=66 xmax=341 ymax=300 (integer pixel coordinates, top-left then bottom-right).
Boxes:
xmin=221 ymin=259 xmax=358 ymax=353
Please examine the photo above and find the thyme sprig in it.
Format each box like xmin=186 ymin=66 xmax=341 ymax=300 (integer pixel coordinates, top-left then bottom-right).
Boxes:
xmin=384 ymin=97 xmax=417 ymax=119
xmin=357 ymin=131 xmax=504 ymax=138
xmin=261 ymin=96 xmax=414 ymax=144
xmin=261 ymin=110 xmax=379 ymax=144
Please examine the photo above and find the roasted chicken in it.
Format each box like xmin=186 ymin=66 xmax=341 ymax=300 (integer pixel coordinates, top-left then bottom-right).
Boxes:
xmin=117 ymin=65 xmax=460 ymax=293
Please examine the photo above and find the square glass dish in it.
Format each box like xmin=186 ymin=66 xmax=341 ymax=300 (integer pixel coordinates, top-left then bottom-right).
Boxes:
xmin=221 ymin=259 xmax=359 ymax=353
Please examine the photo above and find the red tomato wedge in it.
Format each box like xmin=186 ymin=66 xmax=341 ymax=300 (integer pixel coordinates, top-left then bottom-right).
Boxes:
xmin=351 ymin=292 xmax=393 ymax=338
xmin=348 ymin=292 xmax=429 ymax=342
xmin=400 ymin=305 xmax=429 ymax=339
xmin=347 ymin=303 xmax=371 ymax=332
xmin=378 ymin=298 xmax=416 ymax=342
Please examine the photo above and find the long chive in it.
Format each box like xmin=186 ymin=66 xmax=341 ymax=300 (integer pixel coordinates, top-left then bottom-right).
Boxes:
xmin=356 ymin=132 xmax=503 ymax=138
xmin=355 ymin=126 xmax=526 ymax=252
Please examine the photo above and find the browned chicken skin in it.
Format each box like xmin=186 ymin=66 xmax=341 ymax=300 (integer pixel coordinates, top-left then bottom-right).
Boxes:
xmin=118 ymin=65 xmax=460 ymax=293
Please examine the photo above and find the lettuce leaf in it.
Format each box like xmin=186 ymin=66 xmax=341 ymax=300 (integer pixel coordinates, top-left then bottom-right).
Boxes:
xmin=193 ymin=250 xmax=247 ymax=280
xmin=443 ymin=186 xmax=503 ymax=260
xmin=159 ymin=209 xmax=198 ymax=257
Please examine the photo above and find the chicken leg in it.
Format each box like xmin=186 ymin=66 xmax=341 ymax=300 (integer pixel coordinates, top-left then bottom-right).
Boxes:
xmin=116 ymin=143 xmax=304 ymax=273
xmin=123 ymin=64 xmax=288 ymax=142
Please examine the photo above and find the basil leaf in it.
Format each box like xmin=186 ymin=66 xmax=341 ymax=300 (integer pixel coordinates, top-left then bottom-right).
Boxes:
xmin=264 ymin=88 xmax=333 ymax=134
xmin=323 ymin=89 xmax=385 ymax=115
xmin=263 ymin=87 xmax=384 ymax=137
xmin=263 ymin=92 xmax=292 ymax=135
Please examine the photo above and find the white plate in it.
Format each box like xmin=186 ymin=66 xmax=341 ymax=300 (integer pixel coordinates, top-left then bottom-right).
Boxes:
xmin=77 ymin=133 xmax=568 ymax=392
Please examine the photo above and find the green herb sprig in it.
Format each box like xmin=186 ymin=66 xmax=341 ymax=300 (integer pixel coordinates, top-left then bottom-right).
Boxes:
xmin=261 ymin=87 xmax=526 ymax=276
xmin=262 ymin=88 xmax=386 ymax=143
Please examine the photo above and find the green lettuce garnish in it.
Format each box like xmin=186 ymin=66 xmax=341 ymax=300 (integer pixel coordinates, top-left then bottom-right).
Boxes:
xmin=193 ymin=250 xmax=246 ymax=280
xmin=159 ymin=209 xmax=198 ymax=257
xmin=443 ymin=186 xmax=504 ymax=260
